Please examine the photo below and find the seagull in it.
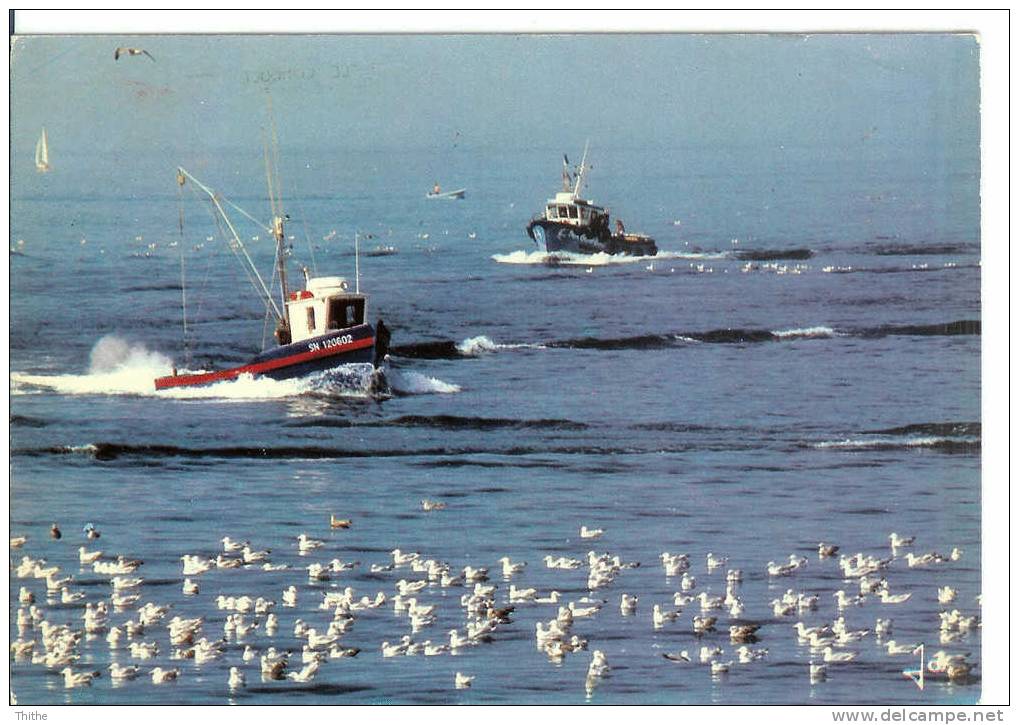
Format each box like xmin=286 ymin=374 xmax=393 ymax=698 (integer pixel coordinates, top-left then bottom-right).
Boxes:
xmin=78 ymin=547 xmax=103 ymax=565
xmin=83 ymin=523 xmax=101 ymax=539
xmin=109 ymin=663 xmax=140 ymax=681
xmin=652 ymin=604 xmax=680 ymax=627
xmin=114 ymin=47 xmax=155 ymax=62
xmin=297 ymin=534 xmax=324 ymax=552
xmin=330 ymin=515 xmax=352 ymax=529
xmin=737 ymin=645 xmax=768 ymax=663
xmin=620 ymin=593 xmax=638 ymax=614
xmin=580 ymin=525 xmax=604 ymax=539
xmin=706 ymin=552 xmax=728 ymax=570
xmin=889 ymin=532 xmax=915 ymax=549
xmin=498 ymin=557 xmax=526 ymax=577
xmin=61 ymin=668 xmax=100 ymax=688
xmin=729 ymin=624 xmax=761 ymax=643
xmin=809 ymin=662 xmax=827 ymax=683
xmin=886 ymin=640 xmax=922 ymax=655
xmin=150 ymin=667 xmax=180 ymax=684
xmin=534 ymin=590 xmax=561 ymax=604
xmin=228 ymin=667 xmax=246 ymax=690
xmin=822 ymin=646 xmax=857 ymax=663
xmin=938 ymin=586 xmax=958 ymax=604
xmin=421 ymin=500 xmax=447 ymax=512
xmin=818 ymin=542 xmax=839 ymax=558
xmin=221 ymin=537 xmax=247 ymax=552
xmin=50 ymin=524 xmax=62 ymax=540
xmin=662 ymin=650 xmax=691 ymax=663
xmin=877 ymin=589 xmax=912 ymax=605
xmin=455 ymin=672 xmax=475 ymax=689
xmin=710 ymin=660 xmax=732 ymax=675
xmin=875 ymin=618 xmax=893 ymax=637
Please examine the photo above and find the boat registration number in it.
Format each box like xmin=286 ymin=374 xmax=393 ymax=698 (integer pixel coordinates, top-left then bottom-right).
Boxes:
xmin=307 ymin=334 xmax=353 ymax=352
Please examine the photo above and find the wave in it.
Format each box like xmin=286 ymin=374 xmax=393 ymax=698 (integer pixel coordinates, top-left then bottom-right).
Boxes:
xmin=732 ymin=248 xmax=814 ymax=261
xmin=20 ymin=441 xmax=648 ymax=462
xmin=870 ymin=243 xmax=978 ymax=256
xmin=861 ymin=320 xmax=980 ymax=337
xmin=772 ymin=326 xmax=839 ymax=340
xmin=812 ymin=435 xmax=980 ymax=454
xmin=387 ymin=370 xmax=461 ymax=395
xmin=286 ymin=414 xmax=587 ymax=431
xmin=388 ymin=319 xmax=980 ymax=361
xmin=864 ymin=421 xmax=980 ymax=437
xmin=455 ymin=335 xmax=543 ymax=356
xmin=385 ymin=415 xmax=586 ymax=431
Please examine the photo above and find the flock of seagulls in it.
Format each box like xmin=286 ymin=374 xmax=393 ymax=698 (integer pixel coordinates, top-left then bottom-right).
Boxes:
xmin=9 ymin=516 xmax=980 ymax=702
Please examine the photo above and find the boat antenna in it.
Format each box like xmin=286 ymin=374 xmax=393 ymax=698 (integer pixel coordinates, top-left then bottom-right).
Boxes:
xmin=573 ymin=139 xmax=590 ymax=197
xmin=354 ymin=231 xmax=361 ymax=294
xmin=176 ymin=168 xmax=191 ymax=367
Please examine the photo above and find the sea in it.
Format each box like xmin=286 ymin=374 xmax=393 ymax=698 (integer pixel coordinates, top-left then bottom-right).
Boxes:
xmin=9 ymin=141 xmax=981 ymax=705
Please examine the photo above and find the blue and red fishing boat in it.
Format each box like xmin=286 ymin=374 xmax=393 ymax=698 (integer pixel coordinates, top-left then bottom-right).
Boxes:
xmin=153 ymin=166 xmax=390 ymax=391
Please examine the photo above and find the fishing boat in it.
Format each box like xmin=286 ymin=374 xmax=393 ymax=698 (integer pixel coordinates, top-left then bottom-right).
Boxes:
xmin=426 ymin=183 xmax=466 ymax=200
xmin=35 ymin=127 xmax=50 ymax=173
xmin=526 ymin=143 xmax=657 ymax=257
xmin=153 ymin=167 xmax=390 ymax=392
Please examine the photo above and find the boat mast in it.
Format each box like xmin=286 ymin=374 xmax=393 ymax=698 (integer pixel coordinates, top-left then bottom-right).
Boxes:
xmin=573 ymin=139 xmax=590 ymax=197
xmin=264 ymin=98 xmax=290 ymax=333
xmin=354 ymin=232 xmax=360 ymax=294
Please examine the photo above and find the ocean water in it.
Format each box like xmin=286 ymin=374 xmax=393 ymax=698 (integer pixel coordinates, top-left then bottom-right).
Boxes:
xmin=9 ymin=142 xmax=980 ymax=705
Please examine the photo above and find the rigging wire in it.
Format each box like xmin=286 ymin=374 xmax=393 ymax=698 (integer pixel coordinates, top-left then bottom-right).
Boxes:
xmin=177 ymin=169 xmax=190 ymax=367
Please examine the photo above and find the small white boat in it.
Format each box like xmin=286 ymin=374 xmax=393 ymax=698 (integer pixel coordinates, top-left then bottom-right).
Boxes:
xmin=426 ymin=184 xmax=466 ymax=200
xmin=35 ymin=127 xmax=50 ymax=173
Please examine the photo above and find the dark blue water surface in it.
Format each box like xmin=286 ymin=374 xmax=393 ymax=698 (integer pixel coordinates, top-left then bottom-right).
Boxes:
xmin=10 ymin=142 xmax=980 ymax=704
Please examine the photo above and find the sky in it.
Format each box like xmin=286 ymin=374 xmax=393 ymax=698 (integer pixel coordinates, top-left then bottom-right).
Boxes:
xmin=10 ymin=33 xmax=979 ymax=161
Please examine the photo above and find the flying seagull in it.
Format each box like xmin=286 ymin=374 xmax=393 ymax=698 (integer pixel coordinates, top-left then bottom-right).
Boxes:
xmin=115 ymin=47 xmax=155 ymax=62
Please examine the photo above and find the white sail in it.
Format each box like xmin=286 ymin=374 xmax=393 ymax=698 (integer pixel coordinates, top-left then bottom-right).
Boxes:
xmin=35 ymin=127 xmax=50 ymax=172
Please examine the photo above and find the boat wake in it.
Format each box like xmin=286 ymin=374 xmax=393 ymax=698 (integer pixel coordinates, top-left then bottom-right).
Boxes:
xmin=11 ymin=334 xmax=459 ymax=400
xmin=491 ymin=249 xmax=723 ymax=266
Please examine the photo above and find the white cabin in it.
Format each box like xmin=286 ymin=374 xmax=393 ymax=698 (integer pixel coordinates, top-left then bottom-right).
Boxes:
xmin=284 ymin=276 xmax=367 ymax=344
xmin=543 ymin=192 xmax=607 ymax=227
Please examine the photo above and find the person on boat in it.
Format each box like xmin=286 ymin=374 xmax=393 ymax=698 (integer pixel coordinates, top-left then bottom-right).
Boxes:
xmin=373 ymin=318 xmax=391 ymax=368
xmin=274 ymin=322 xmax=292 ymax=346
xmin=432 ymin=182 xmax=441 ymax=195
xmin=615 ymin=219 xmax=626 ymax=237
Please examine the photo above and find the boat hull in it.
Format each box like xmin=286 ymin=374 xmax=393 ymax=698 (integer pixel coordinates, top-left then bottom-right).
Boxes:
xmin=426 ymin=189 xmax=466 ymax=200
xmin=526 ymin=220 xmax=657 ymax=257
xmin=154 ymin=323 xmax=378 ymax=390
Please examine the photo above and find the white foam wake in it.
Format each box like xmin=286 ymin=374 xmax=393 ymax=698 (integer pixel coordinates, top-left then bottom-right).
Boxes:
xmin=813 ymin=436 xmax=962 ymax=450
xmin=389 ymin=370 xmax=461 ymax=394
xmin=772 ymin=326 xmax=839 ymax=339
xmin=455 ymin=335 xmax=544 ymax=357
xmin=492 ymin=249 xmax=721 ymax=266
xmin=11 ymin=334 xmax=409 ymax=401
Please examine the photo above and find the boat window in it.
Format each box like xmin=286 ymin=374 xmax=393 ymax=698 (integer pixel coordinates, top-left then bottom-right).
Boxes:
xmin=327 ymin=297 xmax=365 ymax=330
xmin=558 ymin=206 xmax=569 ymax=218
xmin=567 ymin=206 xmax=578 ymax=219
xmin=547 ymin=205 xmax=557 ymax=219
xmin=306 ymin=307 xmax=316 ymax=334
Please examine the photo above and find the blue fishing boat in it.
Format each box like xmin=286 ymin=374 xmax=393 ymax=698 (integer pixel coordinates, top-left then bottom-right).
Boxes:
xmin=526 ymin=143 xmax=657 ymax=257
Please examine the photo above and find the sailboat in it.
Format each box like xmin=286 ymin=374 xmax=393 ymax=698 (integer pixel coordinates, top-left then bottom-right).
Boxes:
xmin=153 ymin=158 xmax=391 ymax=392
xmin=35 ymin=127 xmax=50 ymax=173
